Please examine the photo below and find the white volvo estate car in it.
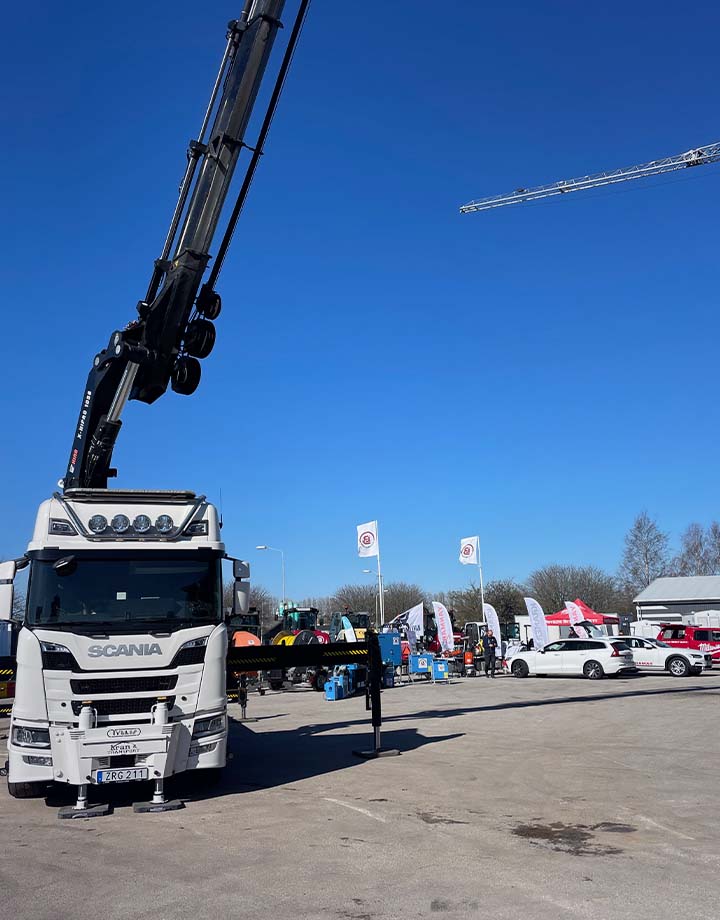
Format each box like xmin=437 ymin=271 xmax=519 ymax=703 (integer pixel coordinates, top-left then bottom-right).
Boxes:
xmin=510 ymin=638 xmax=635 ymax=680
xmin=618 ymin=636 xmax=710 ymax=676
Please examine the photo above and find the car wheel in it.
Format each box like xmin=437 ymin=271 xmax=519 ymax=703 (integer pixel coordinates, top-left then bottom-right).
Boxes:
xmin=583 ymin=660 xmax=604 ymax=680
xmin=667 ymin=656 xmax=690 ymax=677
xmin=511 ymin=660 xmax=529 ymax=678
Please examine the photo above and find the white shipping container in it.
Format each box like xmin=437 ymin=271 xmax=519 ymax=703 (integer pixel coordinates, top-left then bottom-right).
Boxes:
xmin=682 ymin=610 xmax=720 ymax=628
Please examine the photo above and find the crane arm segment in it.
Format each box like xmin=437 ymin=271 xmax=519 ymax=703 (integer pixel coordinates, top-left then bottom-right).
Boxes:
xmin=460 ymin=142 xmax=720 ymax=214
xmin=62 ymin=0 xmax=308 ymax=491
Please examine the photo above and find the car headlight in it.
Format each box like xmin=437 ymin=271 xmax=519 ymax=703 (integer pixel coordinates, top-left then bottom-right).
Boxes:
xmin=192 ymin=714 xmax=225 ymax=737
xmin=12 ymin=725 xmax=51 ymax=748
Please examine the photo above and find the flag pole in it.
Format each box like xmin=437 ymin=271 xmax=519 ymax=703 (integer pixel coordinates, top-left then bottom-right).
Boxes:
xmin=376 ymin=521 xmax=385 ymax=627
xmin=478 ymin=537 xmax=485 ymax=622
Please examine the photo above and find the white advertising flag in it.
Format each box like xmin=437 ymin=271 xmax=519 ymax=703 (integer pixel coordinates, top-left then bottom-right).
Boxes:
xmin=357 ymin=521 xmax=378 ymax=558
xmin=459 ymin=536 xmax=479 ymax=566
xmin=405 ymin=602 xmax=424 ymax=641
xmin=524 ymin=597 xmax=549 ymax=650
xmin=432 ymin=601 xmax=455 ymax=653
xmin=483 ymin=602 xmax=502 ymax=656
xmin=565 ymin=601 xmax=589 ymax=638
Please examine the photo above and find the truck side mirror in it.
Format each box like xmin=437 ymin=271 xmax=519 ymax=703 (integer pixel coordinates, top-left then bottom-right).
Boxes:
xmin=231 ymin=560 xmax=250 ymax=617
xmin=0 ymin=560 xmax=16 ymax=623
xmin=233 ymin=560 xmax=250 ymax=579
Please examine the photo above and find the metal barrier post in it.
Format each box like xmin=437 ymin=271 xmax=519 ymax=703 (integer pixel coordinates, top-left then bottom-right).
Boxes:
xmin=353 ymin=631 xmax=400 ymax=760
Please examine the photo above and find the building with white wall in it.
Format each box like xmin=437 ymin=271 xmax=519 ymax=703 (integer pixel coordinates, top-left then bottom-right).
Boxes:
xmin=634 ymin=576 xmax=720 ymax=624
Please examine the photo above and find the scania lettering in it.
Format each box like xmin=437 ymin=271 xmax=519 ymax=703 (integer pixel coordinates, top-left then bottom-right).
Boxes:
xmin=1 ymin=0 xmax=311 ymax=815
xmin=87 ymin=643 xmax=163 ymax=658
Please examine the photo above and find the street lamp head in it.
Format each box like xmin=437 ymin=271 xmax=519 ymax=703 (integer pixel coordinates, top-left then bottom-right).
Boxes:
xmin=256 ymin=545 xmax=268 ymax=550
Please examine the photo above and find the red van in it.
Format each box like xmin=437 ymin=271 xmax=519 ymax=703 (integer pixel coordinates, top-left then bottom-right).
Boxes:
xmin=656 ymin=624 xmax=720 ymax=663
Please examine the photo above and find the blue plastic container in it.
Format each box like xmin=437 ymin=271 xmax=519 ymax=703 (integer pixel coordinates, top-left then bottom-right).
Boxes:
xmin=432 ymin=659 xmax=449 ymax=680
xmin=382 ymin=665 xmax=395 ymax=688
xmin=409 ymin=653 xmax=434 ymax=675
xmin=378 ymin=631 xmax=403 ymax=666
xmin=324 ymin=677 xmax=345 ymax=701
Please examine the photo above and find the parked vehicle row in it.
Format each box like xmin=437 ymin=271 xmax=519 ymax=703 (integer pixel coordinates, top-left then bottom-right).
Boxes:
xmin=509 ymin=636 xmax=711 ymax=680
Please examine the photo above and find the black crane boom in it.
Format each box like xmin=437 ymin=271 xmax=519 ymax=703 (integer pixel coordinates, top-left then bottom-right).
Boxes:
xmin=63 ymin=0 xmax=308 ymax=490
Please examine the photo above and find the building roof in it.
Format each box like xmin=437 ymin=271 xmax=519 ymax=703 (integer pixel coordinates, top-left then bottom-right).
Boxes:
xmin=634 ymin=576 xmax=720 ymax=604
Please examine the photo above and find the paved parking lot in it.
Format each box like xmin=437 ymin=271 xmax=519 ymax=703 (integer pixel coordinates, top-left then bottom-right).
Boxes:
xmin=2 ymin=670 xmax=719 ymax=920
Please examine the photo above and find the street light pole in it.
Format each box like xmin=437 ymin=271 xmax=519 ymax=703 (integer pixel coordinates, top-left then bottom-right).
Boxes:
xmin=363 ymin=567 xmax=384 ymax=628
xmin=256 ymin=545 xmax=285 ymax=608
xmin=362 ymin=568 xmax=380 ymax=627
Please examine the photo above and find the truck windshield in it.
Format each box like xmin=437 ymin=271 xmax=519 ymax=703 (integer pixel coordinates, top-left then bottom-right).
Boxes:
xmin=26 ymin=555 xmax=222 ymax=630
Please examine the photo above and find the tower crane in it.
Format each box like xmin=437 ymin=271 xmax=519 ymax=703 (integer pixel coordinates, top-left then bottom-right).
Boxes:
xmin=459 ymin=141 xmax=720 ymax=214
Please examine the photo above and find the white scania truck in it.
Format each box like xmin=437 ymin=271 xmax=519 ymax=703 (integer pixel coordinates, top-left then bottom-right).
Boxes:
xmin=1 ymin=490 xmax=249 ymax=814
xmin=1 ymin=0 xmax=308 ymax=815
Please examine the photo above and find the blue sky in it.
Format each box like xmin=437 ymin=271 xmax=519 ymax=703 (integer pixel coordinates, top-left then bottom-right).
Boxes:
xmin=2 ymin=1 xmax=718 ymax=600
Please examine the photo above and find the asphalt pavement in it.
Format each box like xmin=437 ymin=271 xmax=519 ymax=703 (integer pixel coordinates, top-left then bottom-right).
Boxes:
xmin=2 ymin=669 xmax=718 ymax=920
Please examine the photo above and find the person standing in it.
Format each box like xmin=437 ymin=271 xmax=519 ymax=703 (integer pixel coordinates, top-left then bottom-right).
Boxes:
xmin=483 ymin=629 xmax=498 ymax=678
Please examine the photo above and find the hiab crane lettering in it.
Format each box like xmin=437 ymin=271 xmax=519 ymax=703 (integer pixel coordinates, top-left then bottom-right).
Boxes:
xmin=1 ymin=1 xmax=311 ymax=816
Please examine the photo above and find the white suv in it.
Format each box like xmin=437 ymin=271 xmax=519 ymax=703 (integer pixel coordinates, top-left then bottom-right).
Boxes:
xmin=619 ymin=636 xmax=709 ymax=677
xmin=510 ymin=638 xmax=634 ymax=680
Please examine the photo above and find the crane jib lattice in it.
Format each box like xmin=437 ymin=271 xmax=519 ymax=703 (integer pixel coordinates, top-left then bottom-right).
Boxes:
xmin=460 ymin=142 xmax=720 ymax=213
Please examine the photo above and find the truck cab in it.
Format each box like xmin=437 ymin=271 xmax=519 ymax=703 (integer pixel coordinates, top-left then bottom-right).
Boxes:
xmin=2 ymin=488 xmax=249 ymax=808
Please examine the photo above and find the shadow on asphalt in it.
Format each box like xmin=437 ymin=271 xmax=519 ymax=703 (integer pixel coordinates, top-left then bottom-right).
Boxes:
xmin=282 ymin=681 xmax=720 ymax=737
xmin=46 ymin=721 xmax=462 ymax=811
xmin=40 ymin=680 xmax=718 ymax=812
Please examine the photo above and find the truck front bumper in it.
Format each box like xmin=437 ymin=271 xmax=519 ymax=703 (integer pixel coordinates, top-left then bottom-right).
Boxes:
xmin=8 ymin=719 xmax=226 ymax=787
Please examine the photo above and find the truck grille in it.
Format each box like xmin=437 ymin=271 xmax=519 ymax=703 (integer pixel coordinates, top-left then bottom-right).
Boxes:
xmin=70 ymin=676 xmax=177 ymax=695
xmin=71 ymin=696 xmax=176 ymax=716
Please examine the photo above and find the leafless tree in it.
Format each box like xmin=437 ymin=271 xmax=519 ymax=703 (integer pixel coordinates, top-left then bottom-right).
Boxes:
xmin=672 ymin=523 xmax=710 ymax=576
xmin=618 ymin=511 xmax=670 ymax=596
xmin=433 ymin=585 xmax=482 ymax=625
xmin=383 ymin=582 xmax=427 ymax=622
xmin=707 ymin=522 xmax=720 ymax=572
xmin=526 ymin=564 xmax=630 ymax=614
xmin=331 ymin=584 xmax=378 ymax=619
xmin=485 ymin=579 xmax=526 ymax=623
xmin=298 ymin=596 xmax=335 ymax=622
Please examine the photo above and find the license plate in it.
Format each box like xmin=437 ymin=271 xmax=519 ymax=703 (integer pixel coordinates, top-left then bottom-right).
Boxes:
xmin=94 ymin=767 xmax=148 ymax=784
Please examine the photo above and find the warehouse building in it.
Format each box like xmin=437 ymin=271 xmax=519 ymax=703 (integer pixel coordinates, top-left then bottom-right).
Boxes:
xmin=634 ymin=576 xmax=720 ymax=624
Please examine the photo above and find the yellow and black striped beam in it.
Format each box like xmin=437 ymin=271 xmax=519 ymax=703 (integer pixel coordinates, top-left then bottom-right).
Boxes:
xmin=227 ymin=641 xmax=370 ymax=671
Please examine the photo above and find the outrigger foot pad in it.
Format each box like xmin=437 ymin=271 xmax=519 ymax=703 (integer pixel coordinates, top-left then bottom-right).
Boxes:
xmin=58 ymin=803 xmax=111 ymax=819
xmin=133 ymin=799 xmax=185 ymax=814
xmin=353 ymin=748 xmax=401 ymax=759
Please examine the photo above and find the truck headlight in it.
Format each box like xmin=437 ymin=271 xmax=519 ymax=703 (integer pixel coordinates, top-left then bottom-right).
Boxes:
xmin=12 ymin=725 xmax=51 ymax=748
xmin=23 ymin=755 xmax=53 ymax=766
xmin=40 ymin=641 xmax=78 ymax=671
xmin=192 ymin=714 xmax=225 ymax=736
xmin=180 ymin=636 xmax=209 ymax=650
xmin=171 ymin=635 xmax=209 ymax=667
